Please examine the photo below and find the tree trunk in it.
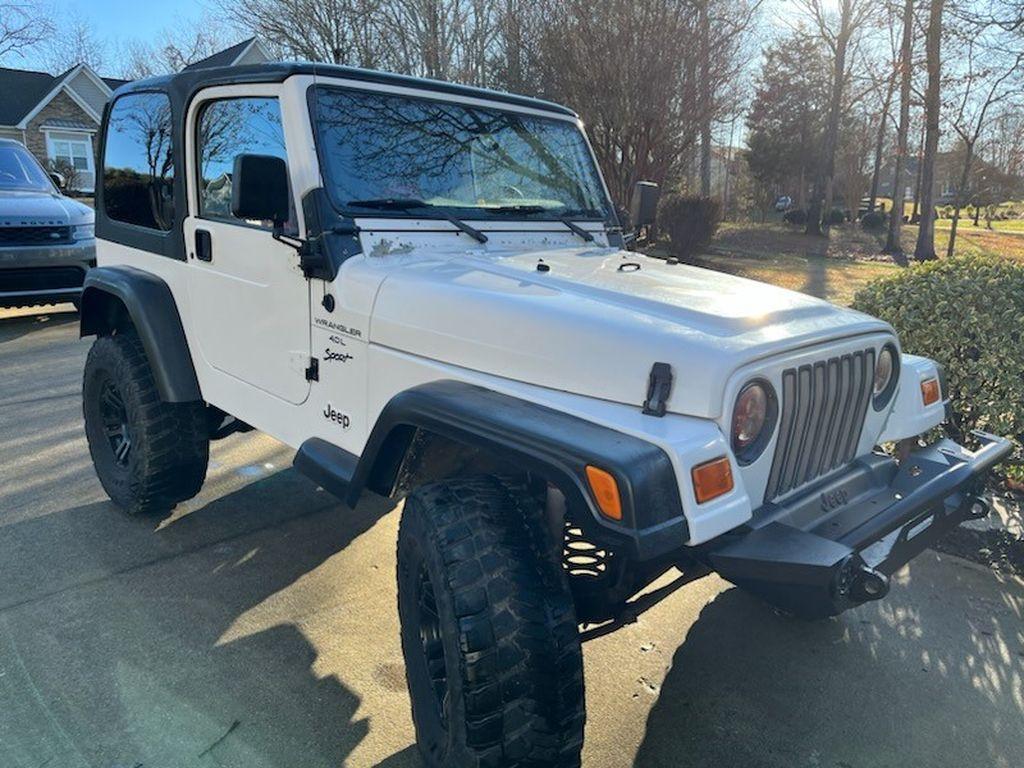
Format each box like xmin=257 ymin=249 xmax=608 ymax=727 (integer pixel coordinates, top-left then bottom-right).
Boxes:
xmin=946 ymin=140 xmax=975 ymax=258
xmin=806 ymin=18 xmax=850 ymax=237
xmin=913 ymin=0 xmax=945 ymax=262
xmin=868 ymin=72 xmax=897 ymax=213
xmin=884 ymin=0 xmax=913 ymax=262
xmin=698 ymin=0 xmax=712 ymax=197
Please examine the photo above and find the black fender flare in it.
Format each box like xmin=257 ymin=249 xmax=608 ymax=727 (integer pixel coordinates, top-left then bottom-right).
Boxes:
xmin=79 ymin=265 xmax=202 ymax=403
xmin=295 ymin=380 xmax=689 ymax=560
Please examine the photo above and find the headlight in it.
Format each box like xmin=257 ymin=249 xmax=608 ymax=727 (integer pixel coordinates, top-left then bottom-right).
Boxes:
xmin=872 ymin=344 xmax=900 ymax=410
xmin=72 ymin=223 xmax=94 ymax=240
xmin=731 ymin=380 xmax=777 ymax=464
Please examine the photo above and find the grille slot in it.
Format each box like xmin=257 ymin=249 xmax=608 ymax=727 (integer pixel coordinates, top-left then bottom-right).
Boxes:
xmin=764 ymin=348 xmax=875 ymax=502
xmin=0 ymin=225 xmax=72 ymax=246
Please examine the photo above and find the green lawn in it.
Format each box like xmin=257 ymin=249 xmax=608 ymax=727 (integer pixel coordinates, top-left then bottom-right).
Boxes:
xmin=669 ymin=219 xmax=1024 ymax=307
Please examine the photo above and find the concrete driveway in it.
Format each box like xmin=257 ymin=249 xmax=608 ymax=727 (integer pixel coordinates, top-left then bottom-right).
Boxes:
xmin=1 ymin=305 xmax=1022 ymax=768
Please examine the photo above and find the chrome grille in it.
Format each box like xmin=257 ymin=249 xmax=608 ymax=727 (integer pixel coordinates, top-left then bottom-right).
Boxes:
xmin=764 ymin=348 xmax=875 ymax=502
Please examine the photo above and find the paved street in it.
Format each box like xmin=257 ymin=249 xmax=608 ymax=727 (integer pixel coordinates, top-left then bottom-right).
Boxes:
xmin=1 ymin=304 xmax=1022 ymax=768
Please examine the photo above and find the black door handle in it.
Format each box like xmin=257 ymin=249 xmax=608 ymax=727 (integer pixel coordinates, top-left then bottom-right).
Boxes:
xmin=196 ymin=229 xmax=212 ymax=262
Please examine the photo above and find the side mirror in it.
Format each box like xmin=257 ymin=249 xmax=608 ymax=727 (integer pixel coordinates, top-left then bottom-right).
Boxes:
xmin=49 ymin=171 xmax=65 ymax=190
xmin=630 ymin=181 xmax=660 ymax=229
xmin=231 ymin=154 xmax=290 ymax=226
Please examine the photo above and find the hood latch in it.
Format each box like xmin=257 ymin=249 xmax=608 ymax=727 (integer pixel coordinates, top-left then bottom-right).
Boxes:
xmin=642 ymin=362 xmax=673 ymax=417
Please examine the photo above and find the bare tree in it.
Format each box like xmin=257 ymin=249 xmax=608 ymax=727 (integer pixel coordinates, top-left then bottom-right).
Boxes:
xmin=41 ymin=12 xmax=105 ymax=72
xmin=883 ymin=0 xmax=914 ymax=260
xmin=794 ymin=0 xmax=876 ymax=236
xmin=116 ymin=15 xmax=234 ymax=79
xmin=0 ymin=0 xmax=52 ymax=63
xmin=943 ymin=41 xmax=1023 ymax=258
xmin=913 ymin=0 xmax=945 ymax=261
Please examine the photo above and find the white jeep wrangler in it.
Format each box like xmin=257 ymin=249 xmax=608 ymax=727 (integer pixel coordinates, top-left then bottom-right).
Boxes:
xmin=80 ymin=63 xmax=1010 ymax=767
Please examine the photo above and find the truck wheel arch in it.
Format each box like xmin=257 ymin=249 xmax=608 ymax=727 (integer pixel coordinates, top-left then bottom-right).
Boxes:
xmin=295 ymin=380 xmax=690 ymax=560
xmin=79 ymin=266 xmax=202 ymax=403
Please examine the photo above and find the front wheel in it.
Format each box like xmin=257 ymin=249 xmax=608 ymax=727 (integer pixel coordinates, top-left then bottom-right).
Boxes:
xmin=82 ymin=332 xmax=209 ymax=514
xmin=397 ymin=476 xmax=585 ymax=767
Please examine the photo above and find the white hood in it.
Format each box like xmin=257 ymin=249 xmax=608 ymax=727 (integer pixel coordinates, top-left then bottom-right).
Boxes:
xmin=369 ymin=246 xmax=892 ymax=419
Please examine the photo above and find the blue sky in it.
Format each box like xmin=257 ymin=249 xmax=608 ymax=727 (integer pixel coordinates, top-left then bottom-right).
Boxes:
xmin=11 ymin=0 xmax=218 ymax=73
xmin=59 ymin=0 xmax=207 ymax=42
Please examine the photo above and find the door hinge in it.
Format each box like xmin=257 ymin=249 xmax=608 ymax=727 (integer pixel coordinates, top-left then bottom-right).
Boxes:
xmin=642 ymin=362 xmax=673 ymax=417
xmin=305 ymin=357 xmax=319 ymax=382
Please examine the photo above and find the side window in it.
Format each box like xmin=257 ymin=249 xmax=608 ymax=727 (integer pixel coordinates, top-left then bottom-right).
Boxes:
xmin=197 ymin=97 xmax=288 ymax=227
xmin=103 ymin=92 xmax=175 ymax=231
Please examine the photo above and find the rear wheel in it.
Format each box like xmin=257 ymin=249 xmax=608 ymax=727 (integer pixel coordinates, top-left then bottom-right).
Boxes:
xmin=397 ymin=476 xmax=585 ymax=767
xmin=82 ymin=332 xmax=208 ymax=515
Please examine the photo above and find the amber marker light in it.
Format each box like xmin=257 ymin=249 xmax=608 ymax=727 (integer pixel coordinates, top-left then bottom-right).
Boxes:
xmin=585 ymin=465 xmax=623 ymax=521
xmin=921 ymin=377 xmax=940 ymax=406
xmin=692 ymin=456 xmax=734 ymax=504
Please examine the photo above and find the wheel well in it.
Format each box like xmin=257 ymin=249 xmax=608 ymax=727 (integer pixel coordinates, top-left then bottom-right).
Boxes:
xmin=80 ymin=287 xmax=133 ymax=337
xmin=382 ymin=428 xmax=530 ymax=499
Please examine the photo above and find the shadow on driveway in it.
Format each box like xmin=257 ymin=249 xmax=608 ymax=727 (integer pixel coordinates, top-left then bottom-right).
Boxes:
xmin=0 ymin=464 xmax=408 ymax=768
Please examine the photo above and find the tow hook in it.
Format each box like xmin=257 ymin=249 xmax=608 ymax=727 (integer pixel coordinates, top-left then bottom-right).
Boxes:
xmin=965 ymin=496 xmax=990 ymax=521
xmin=836 ymin=558 xmax=890 ymax=605
xmin=849 ymin=565 xmax=890 ymax=604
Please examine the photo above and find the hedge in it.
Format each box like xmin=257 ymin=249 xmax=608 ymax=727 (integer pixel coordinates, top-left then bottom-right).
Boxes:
xmin=852 ymin=255 xmax=1024 ymax=473
xmin=657 ymin=194 xmax=722 ymax=257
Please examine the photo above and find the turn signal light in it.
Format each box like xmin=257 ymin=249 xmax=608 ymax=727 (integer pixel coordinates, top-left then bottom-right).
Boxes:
xmin=585 ymin=465 xmax=622 ymax=521
xmin=921 ymin=377 xmax=940 ymax=406
xmin=692 ymin=457 xmax=734 ymax=504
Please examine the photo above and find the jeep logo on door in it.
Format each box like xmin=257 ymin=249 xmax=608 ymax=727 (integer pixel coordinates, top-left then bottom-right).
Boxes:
xmin=323 ymin=403 xmax=351 ymax=429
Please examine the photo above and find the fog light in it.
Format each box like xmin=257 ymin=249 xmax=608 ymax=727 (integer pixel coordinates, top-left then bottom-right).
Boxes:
xmin=692 ymin=456 xmax=733 ymax=504
xmin=921 ymin=377 xmax=940 ymax=406
xmin=585 ymin=465 xmax=622 ymax=521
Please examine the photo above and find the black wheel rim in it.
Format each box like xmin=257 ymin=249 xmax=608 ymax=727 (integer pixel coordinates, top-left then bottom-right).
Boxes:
xmin=416 ymin=563 xmax=449 ymax=732
xmin=99 ymin=379 xmax=131 ymax=467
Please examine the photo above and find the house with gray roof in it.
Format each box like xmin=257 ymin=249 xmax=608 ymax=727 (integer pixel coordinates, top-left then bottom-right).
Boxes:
xmin=0 ymin=38 xmax=271 ymax=193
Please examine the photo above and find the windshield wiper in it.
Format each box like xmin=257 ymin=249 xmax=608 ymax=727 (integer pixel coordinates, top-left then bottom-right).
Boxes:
xmin=347 ymin=198 xmax=488 ymax=244
xmin=490 ymin=204 xmax=595 ymax=242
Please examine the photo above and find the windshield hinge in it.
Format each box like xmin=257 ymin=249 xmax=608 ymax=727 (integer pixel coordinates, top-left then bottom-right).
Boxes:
xmin=642 ymin=362 xmax=673 ymax=417
xmin=305 ymin=357 xmax=319 ymax=382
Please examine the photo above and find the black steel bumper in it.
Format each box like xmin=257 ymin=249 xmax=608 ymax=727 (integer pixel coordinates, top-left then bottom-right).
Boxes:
xmin=706 ymin=431 xmax=1013 ymax=618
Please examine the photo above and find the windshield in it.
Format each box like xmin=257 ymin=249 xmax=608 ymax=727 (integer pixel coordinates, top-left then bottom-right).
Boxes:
xmin=311 ymin=86 xmax=609 ymax=220
xmin=0 ymin=144 xmax=55 ymax=193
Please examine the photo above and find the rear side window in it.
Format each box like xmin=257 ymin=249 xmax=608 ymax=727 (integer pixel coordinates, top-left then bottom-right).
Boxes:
xmin=103 ymin=92 xmax=175 ymax=231
xmin=197 ymin=97 xmax=287 ymax=227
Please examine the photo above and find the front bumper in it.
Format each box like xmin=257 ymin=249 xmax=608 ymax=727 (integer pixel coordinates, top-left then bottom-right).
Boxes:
xmin=0 ymin=241 xmax=95 ymax=307
xmin=705 ymin=431 xmax=1012 ymax=618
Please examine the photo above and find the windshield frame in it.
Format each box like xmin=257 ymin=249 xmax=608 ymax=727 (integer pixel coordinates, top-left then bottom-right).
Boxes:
xmin=0 ymin=142 xmax=58 ymax=194
xmin=305 ymin=83 xmax=613 ymax=224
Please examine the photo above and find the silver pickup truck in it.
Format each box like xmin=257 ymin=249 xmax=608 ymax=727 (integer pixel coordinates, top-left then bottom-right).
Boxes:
xmin=0 ymin=138 xmax=95 ymax=309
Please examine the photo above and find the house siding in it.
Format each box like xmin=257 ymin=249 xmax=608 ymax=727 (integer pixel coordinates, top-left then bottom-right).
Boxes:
xmin=0 ymin=126 xmax=25 ymax=143
xmin=24 ymin=90 xmax=99 ymax=191
xmin=66 ymin=69 xmax=108 ymax=117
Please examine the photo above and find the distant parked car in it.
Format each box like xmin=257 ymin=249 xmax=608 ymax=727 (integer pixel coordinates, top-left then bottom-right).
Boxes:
xmin=0 ymin=138 xmax=94 ymax=309
xmin=774 ymin=194 xmax=792 ymax=211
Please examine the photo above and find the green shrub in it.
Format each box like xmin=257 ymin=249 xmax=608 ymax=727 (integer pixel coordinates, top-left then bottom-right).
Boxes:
xmin=657 ymin=194 xmax=722 ymax=257
xmin=783 ymin=208 xmax=807 ymax=226
xmin=860 ymin=210 xmax=885 ymax=229
xmin=853 ymin=256 xmax=1024 ymax=469
xmin=826 ymin=207 xmax=846 ymax=225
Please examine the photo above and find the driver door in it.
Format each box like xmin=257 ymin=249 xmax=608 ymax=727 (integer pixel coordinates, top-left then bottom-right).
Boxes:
xmin=184 ymin=86 xmax=311 ymax=405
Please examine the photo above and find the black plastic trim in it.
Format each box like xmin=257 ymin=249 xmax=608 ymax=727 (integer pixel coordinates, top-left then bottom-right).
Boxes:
xmin=298 ymin=380 xmax=689 ymax=560
xmin=79 ymin=266 xmax=202 ymax=402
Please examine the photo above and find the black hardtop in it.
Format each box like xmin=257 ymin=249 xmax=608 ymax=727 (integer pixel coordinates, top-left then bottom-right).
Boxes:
xmin=113 ymin=62 xmax=578 ymax=119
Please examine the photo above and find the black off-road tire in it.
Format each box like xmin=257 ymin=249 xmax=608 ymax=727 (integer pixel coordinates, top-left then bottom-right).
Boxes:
xmin=82 ymin=331 xmax=208 ymax=515
xmin=397 ymin=476 xmax=585 ymax=768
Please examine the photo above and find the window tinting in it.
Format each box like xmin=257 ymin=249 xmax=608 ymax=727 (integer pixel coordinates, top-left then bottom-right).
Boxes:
xmin=311 ymin=87 xmax=609 ymax=219
xmin=197 ymin=97 xmax=287 ymax=226
xmin=103 ymin=92 xmax=175 ymax=231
